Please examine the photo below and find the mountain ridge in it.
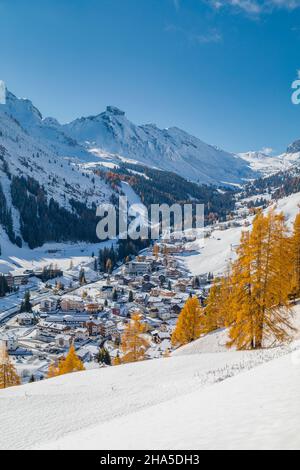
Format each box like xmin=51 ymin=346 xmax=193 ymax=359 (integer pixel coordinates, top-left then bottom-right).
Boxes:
xmin=1 ymin=85 xmax=256 ymax=185
xmin=62 ymin=105 xmax=256 ymax=185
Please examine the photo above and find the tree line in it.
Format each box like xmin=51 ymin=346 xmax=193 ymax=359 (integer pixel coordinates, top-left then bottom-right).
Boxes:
xmin=11 ymin=176 xmax=99 ymax=248
xmin=172 ymin=210 xmax=300 ymax=350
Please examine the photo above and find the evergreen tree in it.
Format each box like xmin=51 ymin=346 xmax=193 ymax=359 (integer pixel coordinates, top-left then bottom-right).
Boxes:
xmin=153 ymin=244 xmax=159 ymax=258
xmin=20 ymin=291 xmax=32 ymax=313
xmin=79 ymin=268 xmax=87 ymax=286
xmin=128 ymin=290 xmax=134 ymax=302
xmin=47 ymin=360 xmax=60 ymax=379
xmin=292 ymin=213 xmax=300 ymax=298
xmin=171 ymin=296 xmax=203 ymax=347
xmin=203 ymin=276 xmax=229 ymax=334
xmin=0 ymin=275 xmax=9 ymax=297
xmin=96 ymin=347 xmax=111 ymax=366
xmin=113 ymin=353 xmax=122 ymax=366
xmin=58 ymin=345 xmax=85 ymax=375
xmin=0 ymin=344 xmax=20 ymax=389
xmin=106 ymin=258 xmax=112 ymax=274
xmin=112 ymin=289 xmax=118 ymax=301
xmin=120 ymin=313 xmax=149 ymax=363
xmin=227 ymin=211 xmax=294 ymax=350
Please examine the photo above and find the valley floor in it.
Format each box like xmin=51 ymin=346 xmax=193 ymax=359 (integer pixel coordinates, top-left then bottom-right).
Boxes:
xmin=1 ymin=304 xmax=300 ymax=450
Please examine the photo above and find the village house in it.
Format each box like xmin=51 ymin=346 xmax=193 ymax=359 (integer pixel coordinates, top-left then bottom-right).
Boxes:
xmin=60 ymin=296 xmax=84 ymax=312
xmin=170 ymin=304 xmax=181 ymax=317
xmin=40 ymin=297 xmax=58 ymax=313
xmin=4 ymin=273 xmax=29 ymax=288
xmin=55 ymin=334 xmax=72 ymax=349
xmin=141 ymin=281 xmax=156 ymax=293
xmin=100 ymin=320 xmax=116 ymax=338
xmin=85 ymin=319 xmax=102 ymax=337
xmin=60 ymin=314 xmax=90 ymax=327
xmin=85 ymin=303 xmax=101 ymax=314
xmin=36 ymin=331 xmax=56 ymax=343
xmin=151 ymin=329 xmax=171 ymax=344
xmin=38 ymin=321 xmax=70 ymax=335
xmin=4 ymin=273 xmax=14 ymax=289
xmin=111 ymin=304 xmax=121 ymax=316
xmin=0 ymin=334 xmax=18 ymax=351
xmin=148 ymin=307 xmax=159 ymax=318
xmin=17 ymin=313 xmax=35 ymax=326
xmin=158 ymin=310 xmax=171 ymax=321
xmin=175 ymin=281 xmax=187 ymax=293
xmin=123 ymin=261 xmax=151 ymax=276
xmin=71 ymin=328 xmax=88 ymax=342
xmin=14 ymin=273 xmax=30 ymax=286
xmin=166 ymin=268 xmax=181 ymax=279
xmin=150 ymin=287 xmax=160 ymax=297
xmin=98 ymin=285 xmax=114 ymax=300
xmin=160 ymin=289 xmax=176 ymax=298
xmin=76 ymin=347 xmax=93 ymax=363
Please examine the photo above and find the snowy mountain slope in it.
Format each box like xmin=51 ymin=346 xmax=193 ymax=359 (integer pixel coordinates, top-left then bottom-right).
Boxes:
xmin=0 ymin=306 xmax=300 ymax=450
xmin=62 ymin=106 xmax=256 ymax=185
xmin=177 ymin=191 xmax=300 ymax=277
xmin=1 ymin=87 xmax=257 ymax=185
xmin=0 ymin=86 xmax=115 ymax=253
xmin=286 ymin=138 xmax=300 ymax=154
xmin=0 ymin=114 xmax=111 ymax=211
xmin=1 ymin=91 xmax=95 ymax=162
xmin=238 ymin=151 xmax=288 ymax=176
xmin=238 ymin=144 xmax=300 ymax=177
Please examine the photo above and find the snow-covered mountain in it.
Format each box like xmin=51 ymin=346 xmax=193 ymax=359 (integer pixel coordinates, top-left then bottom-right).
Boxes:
xmin=0 ymin=98 xmax=111 ymax=210
xmin=1 ymin=90 xmax=94 ymax=162
xmin=4 ymin=84 xmax=300 ymax=252
xmin=62 ymin=106 xmax=256 ymax=185
xmin=0 ymin=88 xmax=113 ymax=250
xmin=239 ymin=144 xmax=300 ymax=177
xmin=0 ymin=87 xmax=257 ymax=186
xmin=0 ymin=86 xmax=240 ymax=251
xmin=238 ymin=150 xmax=288 ymax=176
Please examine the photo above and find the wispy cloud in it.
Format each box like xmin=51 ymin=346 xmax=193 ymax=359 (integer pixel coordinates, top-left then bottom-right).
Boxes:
xmin=260 ymin=146 xmax=274 ymax=155
xmin=208 ymin=0 xmax=300 ymax=15
xmin=173 ymin=0 xmax=180 ymax=11
xmin=165 ymin=24 xmax=222 ymax=44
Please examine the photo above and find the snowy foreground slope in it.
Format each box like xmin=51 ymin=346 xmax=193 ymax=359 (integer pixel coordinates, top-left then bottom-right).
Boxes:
xmin=44 ymin=353 xmax=300 ymax=450
xmin=1 ymin=306 xmax=300 ymax=450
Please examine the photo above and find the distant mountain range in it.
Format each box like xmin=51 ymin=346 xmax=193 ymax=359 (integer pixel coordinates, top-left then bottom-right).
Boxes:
xmin=0 ymin=86 xmax=242 ymax=249
xmin=1 ymin=85 xmax=300 ymax=250
xmin=2 ymin=89 xmax=256 ymax=185
xmin=61 ymin=105 xmax=256 ymax=185
xmin=238 ymin=149 xmax=300 ymax=177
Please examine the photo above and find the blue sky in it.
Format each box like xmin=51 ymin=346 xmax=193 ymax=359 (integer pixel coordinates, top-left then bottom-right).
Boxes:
xmin=1 ymin=0 xmax=300 ymax=153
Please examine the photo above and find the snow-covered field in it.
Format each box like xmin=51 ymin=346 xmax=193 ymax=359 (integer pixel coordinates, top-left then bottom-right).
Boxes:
xmin=0 ymin=304 xmax=299 ymax=450
xmin=0 ymin=224 xmax=115 ymax=275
